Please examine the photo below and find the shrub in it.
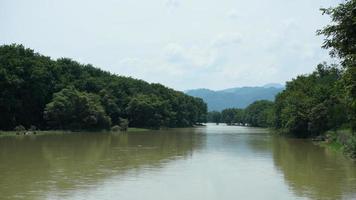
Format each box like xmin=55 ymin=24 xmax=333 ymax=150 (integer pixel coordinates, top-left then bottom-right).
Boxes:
xmin=119 ymin=118 xmax=129 ymax=131
xmin=111 ymin=125 xmax=120 ymax=132
xmin=14 ymin=125 xmax=26 ymax=132
xmin=44 ymin=87 xmax=111 ymax=131
xmin=29 ymin=125 xmax=37 ymax=131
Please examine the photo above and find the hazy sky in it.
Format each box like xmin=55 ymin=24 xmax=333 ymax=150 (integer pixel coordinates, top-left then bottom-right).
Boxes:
xmin=0 ymin=0 xmax=341 ymax=91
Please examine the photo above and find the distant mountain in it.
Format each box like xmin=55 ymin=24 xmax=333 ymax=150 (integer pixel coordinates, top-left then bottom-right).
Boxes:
xmin=186 ymin=84 xmax=284 ymax=111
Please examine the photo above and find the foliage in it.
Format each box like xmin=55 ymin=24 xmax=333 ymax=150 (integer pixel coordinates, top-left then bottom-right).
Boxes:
xmin=318 ymin=0 xmax=356 ymax=131
xmin=327 ymin=129 xmax=356 ymax=158
xmin=220 ymin=108 xmax=245 ymax=125
xmin=244 ymin=100 xmax=274 ymax=127
xmin=207 ymin=111 xmax=222 ymax=124
xmin=119 ymin=118 xmax=129 ymax=131
xmin=44 ymin=87 xmax=111 ymax=131
xmin=0 ymin=45 xmax=56 ymax=129
xmin=14 ymin=125 xmax=26 ymax=132
xmin=317 ymin=0 xmax=356 ymax=64
xmin=274 ymin=64 xmax=346 ymax=137
xmin=29 ymin=125 xmax=37 ymax=131
xmin=111 ymin=125 xmax=120 ymax=132
xmin=221 ymin=109 xmax=236 ymax=125
xmin=273 ymin=0 xmax=355 ymax=141
xmin=0 ymin=44 xmax=207 ymax=130
xmin=207 ymin=101 xmax=274 ymax=128
xmin=126 ymin=94 xmax=169 ymax=129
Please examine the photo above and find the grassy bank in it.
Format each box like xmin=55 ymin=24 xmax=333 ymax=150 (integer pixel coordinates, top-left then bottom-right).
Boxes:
xmin=126 ymin=128 xmax=151 ymax=132
xmin=0 ymin=127 xmax=151 ymax=138
xmin=270 ymin=127 xmax=356 ymax=160
xmin=318 ymin=129 xmax=356 ymax=159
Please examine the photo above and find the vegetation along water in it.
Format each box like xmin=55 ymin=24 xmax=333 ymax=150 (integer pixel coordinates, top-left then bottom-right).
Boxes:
xmin=0 ymin=1 xmax=355 ymax=199
xmin=208 ymin=1 xmax=356 ymax=158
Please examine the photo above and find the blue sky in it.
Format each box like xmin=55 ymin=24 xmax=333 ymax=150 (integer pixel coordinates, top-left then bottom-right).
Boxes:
xmin=0 ymin=0 xmax=341 ymax=91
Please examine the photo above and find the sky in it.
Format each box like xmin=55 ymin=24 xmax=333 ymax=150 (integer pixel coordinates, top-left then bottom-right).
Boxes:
xmin=0 ymin=0 xmax=341 ymax=91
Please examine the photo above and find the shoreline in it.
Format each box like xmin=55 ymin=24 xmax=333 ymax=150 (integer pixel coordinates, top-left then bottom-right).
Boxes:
xmin=0 ymin=124 xmax=208 ymax=138
xmin=0 ymin=127 xmax=151 ymax=138
xmin=315 ymin=129 xmax=355 ymax=160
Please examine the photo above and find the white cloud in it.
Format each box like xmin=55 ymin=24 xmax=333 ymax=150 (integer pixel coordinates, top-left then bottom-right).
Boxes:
xmin=164 ymin=43 xmax=217 ymax=68
xmin=0 ymin=0 xmax=340 ymax=90
xmin=227 ymin=9 xmax=239 ymax=19
xmin=211 ymin=32 xmax=242 ymax=47
xmin=166 ymin=0 xmax=180 ymax=8
xmin=164 ymin=32 xmax=241 ymax=68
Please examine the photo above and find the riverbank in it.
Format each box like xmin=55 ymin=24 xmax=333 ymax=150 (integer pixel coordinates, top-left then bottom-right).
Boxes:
xmin=268 ymin=127 xmax=356 ymax=160
xmin=316 ymin=129 xmax=356 ymax=160
xmin=1 ymin=124 xmax=355 ymax=199
xmin=0 ymin=128 xmax=151 ymax=138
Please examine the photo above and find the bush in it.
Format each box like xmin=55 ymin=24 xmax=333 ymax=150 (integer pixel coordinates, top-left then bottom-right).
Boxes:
xmin=344 ymin=136 xmax=356 ymax=159
xmin=119 ymin=118 xmax=129 ymax=131
xmin=327 ymin=129 xmax=356 ymax=159
xmin=14 ymin=125 xmax=26 ymax=132
xmin=111 ymin=125 xmax=120 ymax=132
xmin=29 ymin=125 xmax=37 ymax=131
xmin=44 ymin=87 xmax=111 ymax=131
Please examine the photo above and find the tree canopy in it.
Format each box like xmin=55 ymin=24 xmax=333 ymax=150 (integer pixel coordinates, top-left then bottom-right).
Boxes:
xmin=44 ymin=87 xmax=111 ymax=130
xmin=207 ymin=100 xmax=274 ymax=128
xmin=274 ymin=64 xmax=347 ymax=137
xmin=318 ymin=0 xmax=356 ymax=131
xmin=0 ymin=44 xmax=207 ymax=131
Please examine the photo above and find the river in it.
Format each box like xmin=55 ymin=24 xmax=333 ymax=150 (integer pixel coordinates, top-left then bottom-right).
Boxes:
xmin=0 ymin=124 xmax=355 ymax=200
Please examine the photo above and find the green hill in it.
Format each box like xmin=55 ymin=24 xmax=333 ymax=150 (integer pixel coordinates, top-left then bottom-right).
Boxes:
xmin=0 ymin=44 xmax=207 ymax=130
xmin=186 ymin=85 xmax=284 ymax=111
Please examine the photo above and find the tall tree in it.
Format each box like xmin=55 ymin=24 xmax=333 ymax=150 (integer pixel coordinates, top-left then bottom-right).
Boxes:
xmin=274 ymin=64 xmax=345 ymax=137
xmin=44 ymin=87 xmax=111 ymax=130
xmin=318 ymin=0 xmax=356 ymax=131
xmin=244 ymin=100 xmax=274 ymax=127
xmin=0 ymin=44 xmax=207 ymax=130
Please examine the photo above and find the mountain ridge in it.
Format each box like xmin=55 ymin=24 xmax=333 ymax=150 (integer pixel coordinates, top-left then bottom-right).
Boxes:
xmin=186 ymin=84 xmax=284 ymax=111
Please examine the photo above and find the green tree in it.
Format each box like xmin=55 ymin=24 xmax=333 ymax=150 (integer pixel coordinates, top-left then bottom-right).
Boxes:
xmin=119 ymin=118 xmax=129 ymax=131
xmin=234 ymin=109 xmax=245 ymax=125
xmin=126 ymin=94 xmax=168 ymax=129
xmin=244 ymin=100 xmax=274 ymax=127
xmin=0 ymin=44 xmax=56 ymax=130
xmin=221 ymin=108 xmax=244 ymax=125
xmin=222 ymin=109 xmax=236 ymax=125
xmin=99 ymin=89 xmax=121 ymax=124
xmin=44 ymin=87 xmax=111 ymax=130
xmin=274 ymin=64 xmax=345 ymax=137
xmin=0 ymin=44 xmax=207 ymax=130
xmin=318 ymin=0 xmax=356 ymax=131
xmin=207 ymin=111 xmax=222 ymax=124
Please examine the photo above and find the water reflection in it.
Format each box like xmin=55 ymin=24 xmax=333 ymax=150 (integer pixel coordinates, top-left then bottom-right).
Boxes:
xmin=0 ymin=129 xmax=205 ymax=200
xmin=0 ymin=125 xmax=356 ymax=200
xmin=271 ymin=137 xmax=356 ymax=200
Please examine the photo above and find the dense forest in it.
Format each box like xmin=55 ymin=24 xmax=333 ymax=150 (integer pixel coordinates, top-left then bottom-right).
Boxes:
xmin=277 ymin=0 xmax=355 ymax=139
xmin=208 ymin=0 xmax=355 ymax=157
xmin=0 ymin=45 xmax=207 ymax=131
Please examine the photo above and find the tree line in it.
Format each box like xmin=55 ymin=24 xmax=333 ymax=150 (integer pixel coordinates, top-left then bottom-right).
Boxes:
xmin=208 ymin=0 xmax=355 ymax=157
xmin=208 ymin=63 xmax=353 ymax=136
xmin=207 ymin=100 xmax=274 ymax=127
xmin=0 ymin=45 xmax=207 ymax=131
xmin=276 ymin=0 xmax=355 ymax=138
xmin=277 ymin=0 xmax=355 ymax=157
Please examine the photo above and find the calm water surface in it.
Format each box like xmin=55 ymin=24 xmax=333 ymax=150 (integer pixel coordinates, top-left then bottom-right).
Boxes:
xmin=0 ymin=124 xmax=356 ymax=200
